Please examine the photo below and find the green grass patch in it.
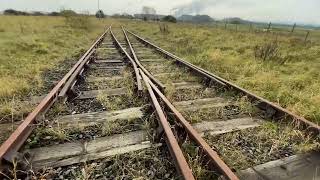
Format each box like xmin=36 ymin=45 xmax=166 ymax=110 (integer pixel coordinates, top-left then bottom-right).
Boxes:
xmin=0 ymin=16 xmax=116 ymax=121
xmin=124 ymin=21 xmax=320 ymax=123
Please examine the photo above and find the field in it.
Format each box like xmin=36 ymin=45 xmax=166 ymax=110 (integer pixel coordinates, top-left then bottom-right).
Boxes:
xmin=0 ymin=15 xmax=319 ymax=179
xmin=125 ymin=20 xmax=320 ymax=123
xmin=0 ymin=15 xmax=319 ymax=126
xmin=0 ymin=16 xmax=114 ymax=123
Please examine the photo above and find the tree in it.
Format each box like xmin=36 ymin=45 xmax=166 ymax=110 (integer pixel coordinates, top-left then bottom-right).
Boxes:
xmin=96 ymin=10 xmax=105 ymax=18
xmin=32 ymin=11 xmax=44 ymax=16
xmin=192 ymin=15 xmax=213 ymax=23
xmin=4 ymin=9 xmax=29 ymax=16
xmin=60 ymin=9 xmax=77 ymax=17
xmin=49 ymin=12 xmax=60 ymax=16
xmin=142 ymin=6 xmax=156 ymax=15
xmin=162 ymin=15 xmax=177 ymax=23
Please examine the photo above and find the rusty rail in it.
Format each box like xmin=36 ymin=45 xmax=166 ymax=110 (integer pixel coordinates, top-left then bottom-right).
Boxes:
xmin=146 ymin=75 xmax=239 ymax=180
xmin=111 ymin=28 xmax=195 ymax=179
xmin=125 ymin=28 xmax=320 ymax=135
xmin=121 ymin=26 xmax=166 ymax=91
xmin=124 ymin=30 xmax=238 ymax=180
xmin=139 ymin=70 xmax=195 ymax=180
xmin=0 ymin=26 xmax=111 ymax=164
xmin=110 ymin=27 xmax=143 ymax=91
xmin=58 ymin=27 xmax=110 ymax=99
xmin=125 ymin=29 xmax=226 ymax=87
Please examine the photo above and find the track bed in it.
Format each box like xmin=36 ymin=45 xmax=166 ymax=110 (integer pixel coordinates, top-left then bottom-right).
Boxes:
xmin=0 ymin=26 xmax=319 ymax=180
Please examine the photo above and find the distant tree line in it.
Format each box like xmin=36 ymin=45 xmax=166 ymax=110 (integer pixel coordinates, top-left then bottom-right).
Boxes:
xmin=3 ymin=9 xmax=76 ymax=16
xmin=162 ymin=15 xmax=177 ymax=23
xmin=2 ymin=8 xmax=178 ymax=23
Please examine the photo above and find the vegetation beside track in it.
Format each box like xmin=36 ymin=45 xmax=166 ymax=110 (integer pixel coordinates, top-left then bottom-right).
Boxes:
xmin=0 ymin=16 xmax=114 ymax=122
xmin=0 ymin=15 xmax=319 ymax=127
xmin=125 ymin=21 xmax=320 ymax=123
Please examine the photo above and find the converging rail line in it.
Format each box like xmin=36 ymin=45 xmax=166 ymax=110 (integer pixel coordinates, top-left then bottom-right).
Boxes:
xmin=0 ymin=25 xmax=319 ymax=180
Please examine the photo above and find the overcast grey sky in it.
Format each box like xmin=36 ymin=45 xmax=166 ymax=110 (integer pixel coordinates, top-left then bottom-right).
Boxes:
xmin=0 ymin=0 xmax=319 ymax=25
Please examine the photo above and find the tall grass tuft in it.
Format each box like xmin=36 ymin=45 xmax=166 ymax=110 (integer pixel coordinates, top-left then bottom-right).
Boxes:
xmin=254 ymin=40 xmax=280 ymax=61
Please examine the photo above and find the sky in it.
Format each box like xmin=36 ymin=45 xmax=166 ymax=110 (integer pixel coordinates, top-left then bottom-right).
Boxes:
xmin=0 ymin=0 xmax=319 ymax=25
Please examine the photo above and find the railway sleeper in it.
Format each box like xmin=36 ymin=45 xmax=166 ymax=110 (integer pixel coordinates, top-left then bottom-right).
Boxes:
xmin=94 ymin=59 xmax=124 ymax=64
xmin=75 ymin=88 xmax=126 ymax=100
xmin=23 ymin=116 xmax=263 ymax=170
xmin=238 ymin=152 xmax=320 ymax=180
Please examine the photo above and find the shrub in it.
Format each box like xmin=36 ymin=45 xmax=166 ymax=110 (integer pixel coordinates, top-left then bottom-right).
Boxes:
xmin=96 ymin=10 xmax=105 ymax=18
xmin=4 ymin=9 xmax=29 ymax=16
xmin=159 ymin=24 xmax=169 ymax=34
xmin=61 ymin=10 xmax=92 ymax=30
xmin=32 ymin=11 xmax=44 ymax=16
xmin=254 ymin=40 xmax=280 ymax=61
xmin=60 ymin=10 xmax=77 ymax=17
xmin=162 ymin=15 xmax=177 ymax=23
xmin=65 ymin=15 xmax=92 ymax=30
xmin=49 ymin=12 xmax=60 ymax=16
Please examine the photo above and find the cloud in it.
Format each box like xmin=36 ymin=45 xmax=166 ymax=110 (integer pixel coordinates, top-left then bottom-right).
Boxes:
xmin=172 ymin=0 xmax=254 ymax=17
xmin=0 ymin=0 xmax=319 ymax=25
xmin=171 ymin=0 xmax=319 ymax=25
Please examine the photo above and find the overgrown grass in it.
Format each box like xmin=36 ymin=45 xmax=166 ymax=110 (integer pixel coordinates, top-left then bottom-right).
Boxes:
xmin=124 ymin=20 xmax=320 ymax=123
xmin=34 ymin=147 xmax=178 ymax=179
xmin=205 ymin=121 xmax=320 ymax=170
xmin=4 ymin=16 xmax=319 ymax=124
xmin=0 ymin=16 xmax=115 ymax=122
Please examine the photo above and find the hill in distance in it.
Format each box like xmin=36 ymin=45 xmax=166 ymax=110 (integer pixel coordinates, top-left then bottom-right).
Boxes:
xmin=178 ymin=14 xmax=214 ymax=23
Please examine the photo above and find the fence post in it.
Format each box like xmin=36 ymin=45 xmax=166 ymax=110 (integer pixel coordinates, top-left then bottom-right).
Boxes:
xmin=267 ymin=22 xmax=272 ymax=32
xmin=291 ymin=23 xmax=296 ymax=33
xmin=304 ymin=31 xmax=310 ymax=43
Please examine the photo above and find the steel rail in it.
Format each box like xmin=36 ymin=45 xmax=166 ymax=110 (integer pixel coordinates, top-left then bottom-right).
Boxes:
xmin=146 ymin=75 xmax=239 ymax=180
xmin=139 ymin=69 xmax=195 ymax=180
xmin=58 ymin=27 xmax=110 ymax=99
xmin=124 ymin=33 xmax=238 ymax=179
xmin=59 ymin=50 xmax=95 ymax=100
xmin=110 ymin=27 xmax=143 ymax=91
xmin=125 ymin=29 xmax=226 ymax=87
xmin=113 ymin=30 xmax=194 ymax=179
xmin=121 ymin=26 xmax=166 ymax=92
xmin=0 ymin=27 xmax=111 ymax=164
xmin=125 ymin=28 xmax=320 ymax=135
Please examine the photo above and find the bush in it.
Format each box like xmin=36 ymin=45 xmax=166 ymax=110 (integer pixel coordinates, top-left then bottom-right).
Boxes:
xmin=254 ymin=40 xmax=280 ymax=61
xmin=32 ymin=11 xmax=44 ymax=16
xmin=61 ymin=10 xmax=91 ymax=30
xmin=96 ymin=10 xmax=105 ymax=18
xmin=49 ymin=12 xmax=60 ymax=16
xmin=64 ymin=15 xmax=92 ymax=30
xmin=4 ymin=9 xmax=29 ymax=16
xmin=162 ymin=15 xmax=177 ymax=23
xmin=60 ymin=10 xmax=77 ymax=17
xmin=159 ymin=24 xmax=169 ymax=34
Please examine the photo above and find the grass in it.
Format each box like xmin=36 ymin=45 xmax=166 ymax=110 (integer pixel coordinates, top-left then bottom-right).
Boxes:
xmin=96 ymin=68 xmax=148 ymax=111
xmin=0 ymin=16 xmax=116 ymax=122
xmin=0 ymin=16 xmax=319 ymax=177
xmin=25 ymin=116 xmax=147 ymax=148
xmin=3 ymin=16 xmax=318 ymax=124
xmin=205 ymin=121 xmax=320 ymax=170
xmin=33 ymin=147 xmax=178 ymax=179
xmin=181 ymin=139 xmax=219 ymax=179
xmin=124 ymin=20 xmax=320 ymax=124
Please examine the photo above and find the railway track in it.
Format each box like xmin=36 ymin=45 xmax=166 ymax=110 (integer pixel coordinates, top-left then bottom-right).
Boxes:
xmin=0 ymin=25 xmax=319 ymax=179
